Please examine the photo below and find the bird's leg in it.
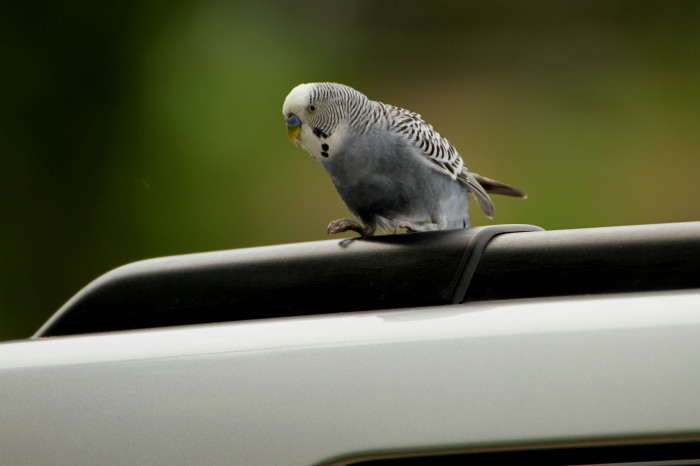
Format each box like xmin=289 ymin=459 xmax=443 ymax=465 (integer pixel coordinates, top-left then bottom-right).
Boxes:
xmin=327 ymin=218 xmax=376 ymax=237
xmin=398 ymin=221 xmax=442 ymax=233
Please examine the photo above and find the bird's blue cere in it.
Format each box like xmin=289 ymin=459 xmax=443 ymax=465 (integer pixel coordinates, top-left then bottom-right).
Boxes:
xmin=285 ymin=113 xmax=301 ymax=127
xmin=285 ymin=113 xmax=302 ymax=142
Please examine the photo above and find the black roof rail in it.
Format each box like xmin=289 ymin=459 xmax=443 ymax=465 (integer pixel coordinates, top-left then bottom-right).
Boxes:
xmin=34 ymin=222 xmax=700 ymax=338
xmin=34 ymin=224 xmax=539 ymax=337
xmin=464 ymin=221 xmax=700 ymax=302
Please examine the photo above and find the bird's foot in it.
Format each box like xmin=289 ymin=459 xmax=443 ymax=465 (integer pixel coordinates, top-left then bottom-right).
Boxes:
xmin=398 ymin=222 xmax=441 ymax=233
xmin=327 ymin=218 xmax=375 ymax=237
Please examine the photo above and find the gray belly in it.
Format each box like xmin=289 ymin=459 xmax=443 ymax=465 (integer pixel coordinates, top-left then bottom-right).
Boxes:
xmin=320 ymin=132 xmax=470 ymax=228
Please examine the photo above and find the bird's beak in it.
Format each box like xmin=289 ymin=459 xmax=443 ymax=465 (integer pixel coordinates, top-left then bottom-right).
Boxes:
xmin=285 ymin=113 xmax=301 ymax=143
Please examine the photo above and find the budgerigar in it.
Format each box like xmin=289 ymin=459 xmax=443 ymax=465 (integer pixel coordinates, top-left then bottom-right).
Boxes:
xmin=282 ymin=82 xmax=526 ymax=237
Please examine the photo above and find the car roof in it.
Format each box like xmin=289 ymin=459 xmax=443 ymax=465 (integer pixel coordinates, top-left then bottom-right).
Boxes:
xmin=3 ymin=289 xmax=700 ymax=465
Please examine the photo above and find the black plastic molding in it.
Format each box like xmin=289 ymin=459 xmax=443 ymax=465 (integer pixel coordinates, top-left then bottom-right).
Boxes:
xmin=35 ymin=224 xmax=541 ymax=337
xmin=34 ymin=222 xmax=700 ymax=337
xmin=464 ymin=221 xmax=700 ymax=301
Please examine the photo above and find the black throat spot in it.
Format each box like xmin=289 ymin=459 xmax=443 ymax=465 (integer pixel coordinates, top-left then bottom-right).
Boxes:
xmin=313 ymin=127 xmax=330 ymax=139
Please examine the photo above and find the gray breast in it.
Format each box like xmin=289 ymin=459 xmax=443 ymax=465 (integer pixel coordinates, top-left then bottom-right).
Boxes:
xmin=321 ymin=129 xmax=470 ymax=228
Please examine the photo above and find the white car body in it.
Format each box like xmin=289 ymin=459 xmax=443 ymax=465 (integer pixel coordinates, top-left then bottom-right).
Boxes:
xmin=2 ymin=289 xmax=700 ymax=465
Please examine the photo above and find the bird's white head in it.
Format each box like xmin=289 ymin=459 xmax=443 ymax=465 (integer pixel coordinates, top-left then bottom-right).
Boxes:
xmin=282 ymin=82 xmax=370 ymax=160
xmin=282 ymin=83 xmax=315 ymax=144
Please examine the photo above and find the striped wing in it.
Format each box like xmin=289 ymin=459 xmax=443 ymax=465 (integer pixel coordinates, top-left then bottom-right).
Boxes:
xmin=384 ymin=104 xmax=495 ymax=217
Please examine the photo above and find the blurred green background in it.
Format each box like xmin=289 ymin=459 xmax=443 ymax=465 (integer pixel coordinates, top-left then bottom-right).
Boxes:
xmin=1 ymin=1 xmax=698 ymax=341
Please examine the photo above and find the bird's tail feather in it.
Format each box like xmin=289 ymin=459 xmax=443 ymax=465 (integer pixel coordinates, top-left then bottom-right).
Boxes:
xmin=472 ymin=174 xmax=527 ymax=198
xmin=464 ymin=172 xmax=496 ymax=218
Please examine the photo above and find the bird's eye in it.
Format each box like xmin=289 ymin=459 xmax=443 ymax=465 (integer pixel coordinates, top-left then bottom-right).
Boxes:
xmin=307 ymin=104 xmax=316 ymax=113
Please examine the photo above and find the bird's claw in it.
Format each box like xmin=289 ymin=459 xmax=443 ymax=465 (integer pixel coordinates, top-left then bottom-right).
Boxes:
xmin=327 ymin=218 xmax=375 ymax=237
xmin=398 ymin=222 xmax=440 ymax=233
